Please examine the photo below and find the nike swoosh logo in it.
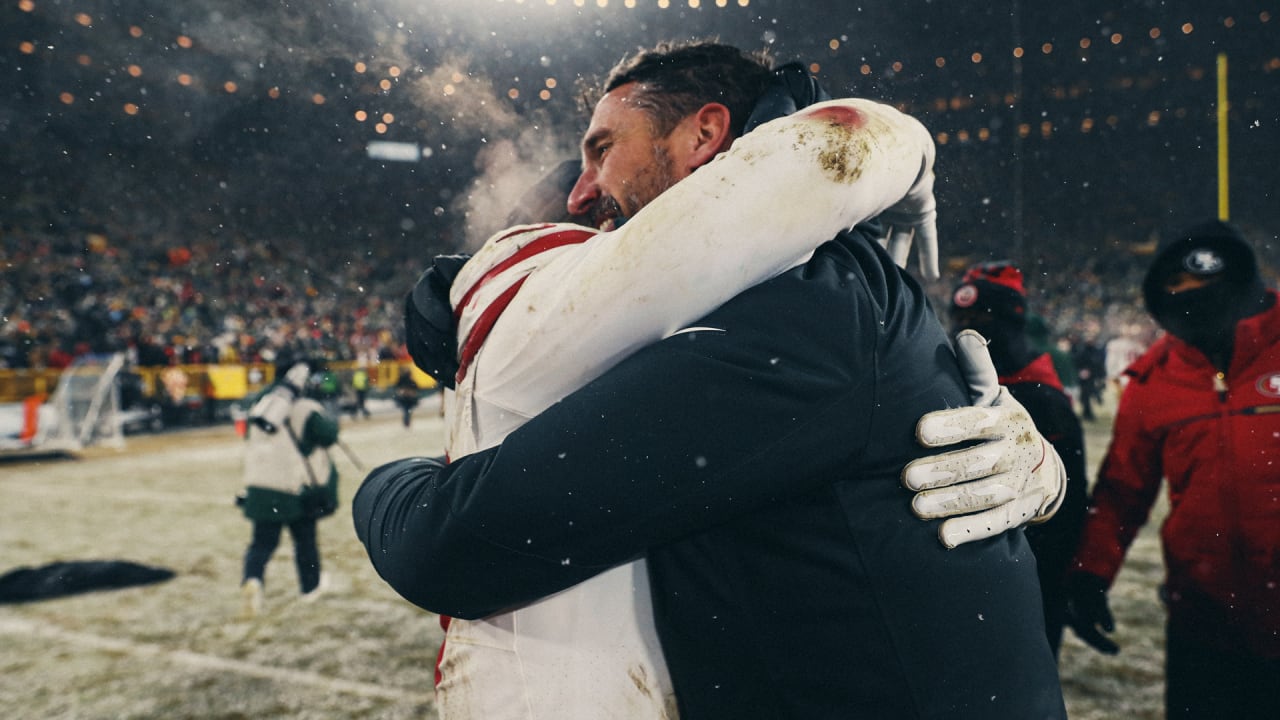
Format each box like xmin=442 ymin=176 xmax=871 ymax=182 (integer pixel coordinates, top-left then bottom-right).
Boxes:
xmin=668 ymin=326 xmax=726 ymax=337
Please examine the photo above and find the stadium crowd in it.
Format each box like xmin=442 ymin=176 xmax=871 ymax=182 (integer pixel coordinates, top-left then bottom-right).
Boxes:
xmin=2 ymin=196 xmax=421 ymax=373
xmin=0 ymin=196 xmax=1237 ymax=384
xmin=3 ymin=153 xmax=1272 ymax=409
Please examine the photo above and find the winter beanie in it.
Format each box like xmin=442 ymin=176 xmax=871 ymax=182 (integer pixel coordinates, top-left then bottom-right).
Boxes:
xmin=1146 ymin=219 xmax=1264 ymax=358
xmin=950 ymin=261 xmax=1034 ymax=374
xmin=951 ymin=261 xmax=1028 ymax=325
xmin=1142 ymin=220 xmax=1267 ymax=351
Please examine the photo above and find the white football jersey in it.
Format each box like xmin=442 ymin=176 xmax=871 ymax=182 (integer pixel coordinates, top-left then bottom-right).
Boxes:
xmin=436 ymin=97 xmax=937 ymax=719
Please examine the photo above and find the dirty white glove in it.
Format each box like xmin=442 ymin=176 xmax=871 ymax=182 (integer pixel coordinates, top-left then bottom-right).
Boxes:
xmin=875 ymin=153 xmax=939 ymax=280
xmin=902 ymin=329 xmax=1067 ymax=548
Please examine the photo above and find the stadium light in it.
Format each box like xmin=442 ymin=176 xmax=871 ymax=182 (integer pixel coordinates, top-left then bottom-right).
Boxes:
xmin=366 ymin=140 xmax=422 ymax=162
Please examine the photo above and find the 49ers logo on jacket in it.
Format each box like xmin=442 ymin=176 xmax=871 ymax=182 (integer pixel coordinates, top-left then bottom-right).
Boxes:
xmin=1257 ymin=372 xmax=1280 ymax=398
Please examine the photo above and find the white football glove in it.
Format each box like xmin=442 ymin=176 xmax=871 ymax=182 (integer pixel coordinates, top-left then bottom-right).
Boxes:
xmin=875 ymin=153 xmax=939 ymax=280
xmin=902 ymin=329 xmax=1067 ymax=548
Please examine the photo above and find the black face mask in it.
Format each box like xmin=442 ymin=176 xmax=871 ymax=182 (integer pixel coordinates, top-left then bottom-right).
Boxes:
xmin=1155 ymin=282 xmax=1244 ymax=357
xmin=950 ymin=310 xmax=1029 ymax=375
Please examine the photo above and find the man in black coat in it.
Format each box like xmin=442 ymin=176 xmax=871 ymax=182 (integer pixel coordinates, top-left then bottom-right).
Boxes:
xmin=357 ymin=40 xmax=1068 ymax=719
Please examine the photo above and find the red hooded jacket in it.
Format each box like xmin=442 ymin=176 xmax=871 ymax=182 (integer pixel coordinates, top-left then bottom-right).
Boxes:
xmin=1072 ymin=292 xmax=1280 ymax=657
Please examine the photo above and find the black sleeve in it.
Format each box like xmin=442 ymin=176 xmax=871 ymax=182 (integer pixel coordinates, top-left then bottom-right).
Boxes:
xmin=353 ymin=289 xmax=873 ymax=619
xmin=1016 ymin=385 xmax=1089 ymax=573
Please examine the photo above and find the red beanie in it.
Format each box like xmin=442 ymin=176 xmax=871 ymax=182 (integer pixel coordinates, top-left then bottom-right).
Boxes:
xmin=951 ymin=261 xmax=1027 ymax=321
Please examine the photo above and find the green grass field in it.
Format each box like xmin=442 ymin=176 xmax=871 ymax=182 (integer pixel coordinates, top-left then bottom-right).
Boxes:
xmin=0 ymin=392 xmax=1166 ymax=719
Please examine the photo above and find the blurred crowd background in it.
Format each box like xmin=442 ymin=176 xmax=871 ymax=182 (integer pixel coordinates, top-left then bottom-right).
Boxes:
xmin=2 ymin=1 xmax=1276 ymax=410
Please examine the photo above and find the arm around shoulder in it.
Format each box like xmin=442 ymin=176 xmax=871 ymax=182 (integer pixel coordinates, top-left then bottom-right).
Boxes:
xmin=356 ymin=290 xmax=868 ymax=616
xmin=352 ymin=454 xmax=608 ymax=618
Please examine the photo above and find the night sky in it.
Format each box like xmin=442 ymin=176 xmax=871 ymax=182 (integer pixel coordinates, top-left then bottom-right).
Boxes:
xmin=3 ymin=1 xmax=1277 ymax=270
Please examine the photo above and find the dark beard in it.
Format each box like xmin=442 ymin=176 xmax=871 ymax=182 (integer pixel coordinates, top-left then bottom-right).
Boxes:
xmin=605 ymin=144 xmax=679 ymax=228
xmin=590 ymin=195 xmax=625 ymax=230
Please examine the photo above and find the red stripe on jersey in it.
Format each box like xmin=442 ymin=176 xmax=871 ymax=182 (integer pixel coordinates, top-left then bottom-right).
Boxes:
xmin=435 ymin=614 xmax=452 ymax=687
xmin=494 ymin=223 xmax=554 ymax=243
xmin=453 ymin=227 xmax=596 ymax=322
xmin=437 ymin=226 xmax=587 ymax=683
xmin=455 ymin=276 xmax=528 ymax=383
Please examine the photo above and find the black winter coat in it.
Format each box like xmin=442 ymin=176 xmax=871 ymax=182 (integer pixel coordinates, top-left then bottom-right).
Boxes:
xmin=1002 ymin=355 xmax=1090 ymax=657
xmin=355 ymin=228 xmax=1066 ymax=719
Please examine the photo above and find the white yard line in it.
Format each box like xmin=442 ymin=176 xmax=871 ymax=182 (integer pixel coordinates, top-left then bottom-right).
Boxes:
xmin=0 ymin=616 xmax=431 ymax=704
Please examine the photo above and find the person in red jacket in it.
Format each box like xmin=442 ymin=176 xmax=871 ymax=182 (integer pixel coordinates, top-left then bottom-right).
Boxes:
xmin=1065 ymin=219 xmax=1280 ymax=720
xmin=950 ymin=261 xmax=1089 ymax=658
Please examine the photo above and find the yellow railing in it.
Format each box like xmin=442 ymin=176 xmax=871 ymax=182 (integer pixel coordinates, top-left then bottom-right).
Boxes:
xmin=0 ymin=360 xmax=436 ymax=405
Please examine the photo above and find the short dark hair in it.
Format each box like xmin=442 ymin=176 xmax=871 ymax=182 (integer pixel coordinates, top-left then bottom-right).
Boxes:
xmin=585 ymin=39 xmax=776 ymax=138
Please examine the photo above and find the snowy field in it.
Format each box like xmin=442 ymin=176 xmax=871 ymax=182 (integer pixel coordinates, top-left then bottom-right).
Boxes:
xmin=0 ymin=392 xmax=1165 ymax=719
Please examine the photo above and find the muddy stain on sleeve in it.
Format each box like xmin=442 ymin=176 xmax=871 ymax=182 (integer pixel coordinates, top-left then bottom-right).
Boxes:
xmin=789 ymin=105 xmax=876 ymax=185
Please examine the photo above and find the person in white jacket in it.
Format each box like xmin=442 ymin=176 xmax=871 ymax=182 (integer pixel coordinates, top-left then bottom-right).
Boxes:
xmin=238 ymin=359 xmax=340 ymax=617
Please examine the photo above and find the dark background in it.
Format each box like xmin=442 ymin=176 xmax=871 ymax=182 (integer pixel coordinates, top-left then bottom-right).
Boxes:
xmin=2 ymin=1 xmax=1277 ymax=359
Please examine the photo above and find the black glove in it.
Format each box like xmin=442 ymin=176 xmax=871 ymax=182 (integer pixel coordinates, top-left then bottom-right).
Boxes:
xmin=405 ymin=255 xmax=470 ymax=389
xmin=742 ymin=61 xmax=833 ymax=134
xmin=1065 ymin=572 xmax=1120 ymax=655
